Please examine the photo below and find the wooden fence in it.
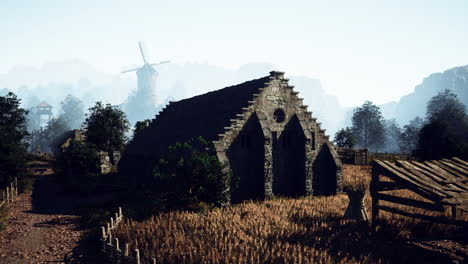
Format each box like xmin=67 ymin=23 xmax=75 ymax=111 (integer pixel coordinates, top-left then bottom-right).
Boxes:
xmin=370 ymin=158 xmax=467 ymax=227
xmin=100 ymin=207 xmax=158 ymax=264
xmin=337 ymin=148 xmax=414 ymax=165
xmin=337 ymin=148 xmax=368 ymax=165
xmin=0 ymin=178 xmax=19 ymax=207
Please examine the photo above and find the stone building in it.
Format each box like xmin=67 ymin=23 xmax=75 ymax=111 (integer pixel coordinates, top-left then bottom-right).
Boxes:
xmin=120 ymin=71 xmax=342 ymax=202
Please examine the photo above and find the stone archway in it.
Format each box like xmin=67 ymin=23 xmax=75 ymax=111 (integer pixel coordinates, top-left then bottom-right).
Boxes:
xmin=273 ymin=115 xmax=307 ymax=197
xmin=313 ymin=144 xmax=339 ymax=195
xmin=226 ymin=113 xmax=266 ymax=202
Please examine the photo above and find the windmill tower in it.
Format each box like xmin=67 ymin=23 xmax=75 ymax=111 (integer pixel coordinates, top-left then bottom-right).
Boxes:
xmin=122 ymin=42 xmax=170 ymax=105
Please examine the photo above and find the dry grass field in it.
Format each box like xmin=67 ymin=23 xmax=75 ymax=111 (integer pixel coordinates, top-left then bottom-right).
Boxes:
xmin=113 ymin=165 xmax=466 ymax=264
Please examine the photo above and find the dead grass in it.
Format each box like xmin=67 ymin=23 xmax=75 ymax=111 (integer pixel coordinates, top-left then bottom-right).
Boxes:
xmin=113 ymin=164 xmax=466 ymax=264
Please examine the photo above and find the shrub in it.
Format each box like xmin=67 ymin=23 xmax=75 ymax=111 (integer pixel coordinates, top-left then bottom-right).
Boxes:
xmin=58 ymin=140 xmax=100 ymax=177
xmin=152 ymin=137 xmax=229 ymax=207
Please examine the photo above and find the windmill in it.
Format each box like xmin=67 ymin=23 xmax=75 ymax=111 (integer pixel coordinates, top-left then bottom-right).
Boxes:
xmin=122 ymin=42 xmax=170 ymax=105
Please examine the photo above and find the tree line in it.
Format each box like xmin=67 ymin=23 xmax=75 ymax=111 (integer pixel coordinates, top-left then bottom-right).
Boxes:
xmin=334 ymin=89 xmax=468 ymax=160
xmin=0 ymin=91 xmax=132 ymax=187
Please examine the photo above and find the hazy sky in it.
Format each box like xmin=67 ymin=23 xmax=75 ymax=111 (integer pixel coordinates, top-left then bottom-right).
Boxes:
xmin=1 ymin=0 xmax=467 ymax=106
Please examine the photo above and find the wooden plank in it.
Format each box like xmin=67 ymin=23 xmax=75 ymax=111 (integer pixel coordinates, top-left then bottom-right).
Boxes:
xmin=441 ymin=193 xmax=468 ymax=206
xmin=414 ymin=161 xmax=460 ymax=182
xmin=373 ymin=181 xmax=404 ymax=191
xmin=378 ymin=205 xmax=468 ymax=226
xmin=443 ymin=158 xmax=468 ymax=171
xmin=371 ymin=161 xmax=382 ymax=227
xmin=443 ymin=178 xmax=468 ymax=184
xmin=452 ymin=157 xmax=468 ymax=168
xmin=373 ymin=160 xmax=443 ymax=201
xmin=382 ymin=160 xmax=449 ymax=197
xmin=430 ymin=160 xmax=466 ymax=178
xmin=395 ymin=160 xmax=458 ymax=193
xmin=412 ymin=161 xmax=468 ymax=191
xmin=439 ymin=160 xmax=468 ymax=176
xmin=375 ymin=192 xmax=445 ymax=212
xmin=406 ymin=161 xmax=448 ymax=182
xmin=398 ymin=160 xmax=467 ymax=192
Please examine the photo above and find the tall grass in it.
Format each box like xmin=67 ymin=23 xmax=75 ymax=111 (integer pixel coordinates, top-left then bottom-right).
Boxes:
xmin=113 ymin=164 xmax=466 ymax=264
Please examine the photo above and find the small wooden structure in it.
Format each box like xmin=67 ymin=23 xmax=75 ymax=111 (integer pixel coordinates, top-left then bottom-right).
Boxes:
xmin=370 ymin=157 xmax=467 ymax=226
xmin=337 ymin=148 xmax=368 ymax=165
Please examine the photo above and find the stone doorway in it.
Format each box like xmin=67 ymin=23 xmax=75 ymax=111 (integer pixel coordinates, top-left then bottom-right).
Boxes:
xmin=273 ymin=115 xmax=307 ymax=197
xmin=227 ymin=113 xmax=266 ymax=202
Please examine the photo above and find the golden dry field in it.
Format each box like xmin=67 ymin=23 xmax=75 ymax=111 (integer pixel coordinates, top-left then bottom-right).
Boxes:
xmin=113 ymin=165 xmax=466 ymax=264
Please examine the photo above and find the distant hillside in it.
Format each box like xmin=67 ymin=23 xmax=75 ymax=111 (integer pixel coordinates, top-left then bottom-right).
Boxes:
xmin=381 ymin=65 xmax=468 ymax=125
xmin=0 ymin=61 xmax=344 ymax=135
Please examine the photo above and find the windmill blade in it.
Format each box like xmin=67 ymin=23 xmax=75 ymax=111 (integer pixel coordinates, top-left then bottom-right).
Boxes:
xmin=149 ymin=60 xmax=171 ymax=66
xmin=121 ymin=65 xmax=142 ymax=74
xmin=138 ymin=41 xmax=149 ymax=64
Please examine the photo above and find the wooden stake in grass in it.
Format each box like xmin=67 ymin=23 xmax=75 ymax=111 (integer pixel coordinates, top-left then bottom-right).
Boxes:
xmin=108 ymin=231 xmax=112 ymax=246
xmin=135 ymin=248 xmax=140 ymax=264
xmin=115 ymin=237 xmax=120 ymax=252
xmin=124 ymin=243 xmax=129 ymax=257
xmin=101 ymin=226 xmax=106 ymax=240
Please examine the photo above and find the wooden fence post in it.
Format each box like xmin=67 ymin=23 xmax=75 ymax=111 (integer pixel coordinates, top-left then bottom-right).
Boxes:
xmin=115 ymin=238 xmax=120 ymax=251
xmin=15 ymin=177 xmax=18 ymax=196
xmin=124 ymin=243 xmax=129 ymax=257
xmin=101 ymin=226 xmax=106 ymax=240
xmin=371 ymin=162 xmax=380 ymax=232
xmin=108 ymin=231 xmax=112 ymax=246
xmin=10 ymin=183 xmax=14 ymax=200
xmin=6 ymin=187 xmax=9 ymax=204
xmin=135 ymin=248 xmax=140 ymax=264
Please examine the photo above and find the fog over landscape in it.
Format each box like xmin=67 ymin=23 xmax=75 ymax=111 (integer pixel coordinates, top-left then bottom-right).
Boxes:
xmin=1 ymin=60 xmax=467 ymax=136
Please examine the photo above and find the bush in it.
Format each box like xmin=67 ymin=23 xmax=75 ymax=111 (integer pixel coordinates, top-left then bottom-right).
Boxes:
xmin=152 ymin=137 xmax=229 ymax=207
xmin=58 ymin=140 xmax=100 ymax=178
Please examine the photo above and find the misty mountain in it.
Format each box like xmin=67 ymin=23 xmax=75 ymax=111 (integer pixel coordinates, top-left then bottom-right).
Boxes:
xmin=0 ymin=60 xmax=344 ymax=136
xmin=380 ymin=65 xmax=468 ymax=125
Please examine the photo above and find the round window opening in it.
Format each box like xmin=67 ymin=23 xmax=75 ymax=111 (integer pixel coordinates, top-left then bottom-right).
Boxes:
xmin=273 ymin=109 xmax=286 ymax=123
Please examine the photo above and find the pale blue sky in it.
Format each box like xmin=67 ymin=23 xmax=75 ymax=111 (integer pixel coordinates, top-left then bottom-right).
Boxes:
xmin=1 ymin=0 xmax=467 ymax=106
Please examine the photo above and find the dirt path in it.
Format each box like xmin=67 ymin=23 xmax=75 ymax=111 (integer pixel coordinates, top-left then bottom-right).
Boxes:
xmin=0 ymin=191 xmax=83 ymax=263
xmin=0 ymin=160 xmax=86 ymax=264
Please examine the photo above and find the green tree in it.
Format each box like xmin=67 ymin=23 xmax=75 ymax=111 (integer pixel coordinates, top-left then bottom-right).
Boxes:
xmin=417 ymin=90 xmax=468 ymax=160
xmin=133 ymin=119 xmax=151 ymax=138
xmin=398 ymin=117 xmax=424 ymax=154
xmin=383 ymin=119 xmax=401 ymax=153
xmin=59 ymin=94 xmax=85 ymax=129
xmin=334 ymin=127 xmax=355 ymax=148
xmin=29 ymin=117 xmax=69 ymax=153
xmin=426 ymin=89 xmax=466 ymax=122
xmin=59 ymin=140 xmax=100 ymax=176
xmin=351 ymin=101 xmax=386 ymax=152
xmin=153 ymin=137 xmax=229 ymax=206
xmin=0 ymin=92 xmax=29 ymax=186
xmin=83 ymin=102 xmax=130 ymax=160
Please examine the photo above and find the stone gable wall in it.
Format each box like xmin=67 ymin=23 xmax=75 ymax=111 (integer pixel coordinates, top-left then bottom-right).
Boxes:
xmin=214 ymin=71 xmax=342 ymax=201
